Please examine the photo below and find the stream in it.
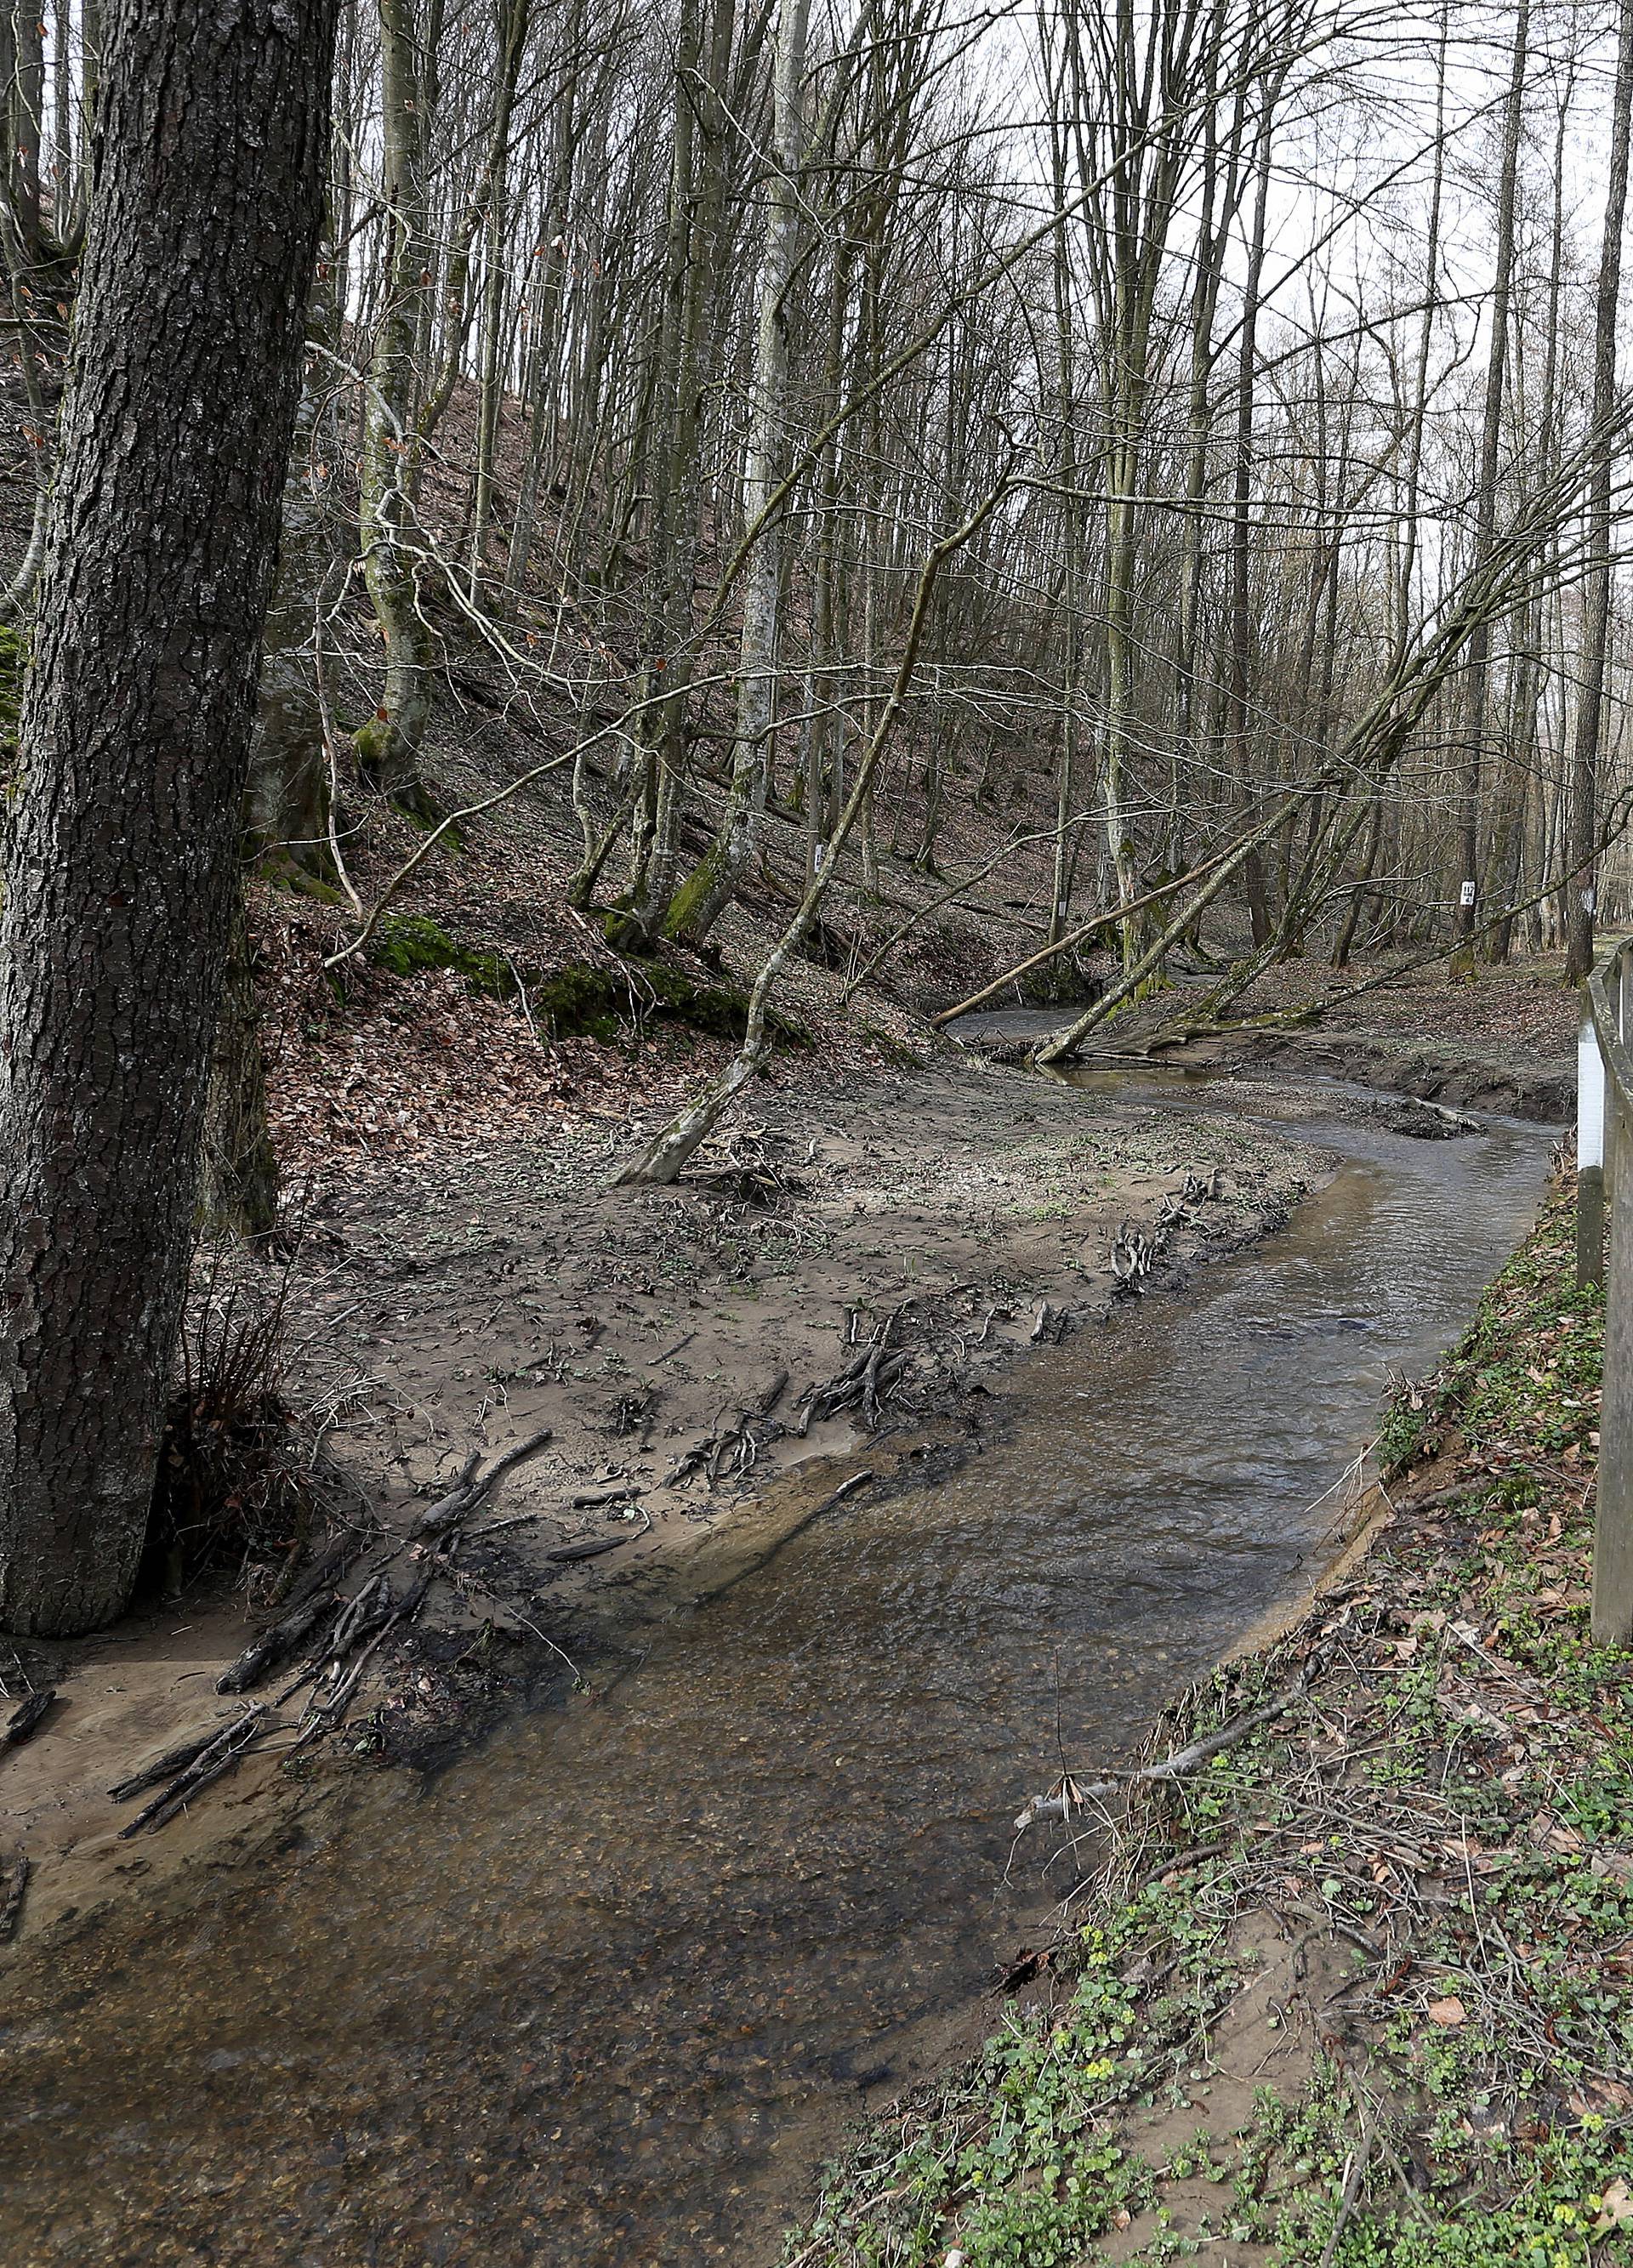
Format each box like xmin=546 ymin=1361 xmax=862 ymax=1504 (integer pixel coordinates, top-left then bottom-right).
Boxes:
xmin=0 ymin=1072 xmax=1556 ymax=2267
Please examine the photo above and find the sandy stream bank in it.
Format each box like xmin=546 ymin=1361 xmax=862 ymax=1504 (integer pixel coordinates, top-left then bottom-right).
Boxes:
xmin=2 ymin=1049 xmax=1317 ymax=1947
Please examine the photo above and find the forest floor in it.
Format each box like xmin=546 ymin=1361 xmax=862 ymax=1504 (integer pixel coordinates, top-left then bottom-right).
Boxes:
xmin=0 ymin=668 xmax=1586 ymax=1957
xmin=782 ymin=1168 xmax=1633 ymax=2268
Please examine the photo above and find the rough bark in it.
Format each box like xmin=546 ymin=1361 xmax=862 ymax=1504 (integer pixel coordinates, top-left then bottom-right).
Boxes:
xmin=0 ymin=0 xmax=339 ymax=1637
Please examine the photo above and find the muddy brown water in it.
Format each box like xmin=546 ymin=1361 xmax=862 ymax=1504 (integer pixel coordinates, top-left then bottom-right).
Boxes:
xmin=0 ymin=1075 xmax=1555 ymax=2268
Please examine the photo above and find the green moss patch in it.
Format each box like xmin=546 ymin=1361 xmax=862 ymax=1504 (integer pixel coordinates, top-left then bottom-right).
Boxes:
xmin=367 ymin=913 xmax=513 ymax=998
xmin=0 ymin=621 xmax=27 ymax=801
xmin=363 ymin=921 xmax=813 ymax=1051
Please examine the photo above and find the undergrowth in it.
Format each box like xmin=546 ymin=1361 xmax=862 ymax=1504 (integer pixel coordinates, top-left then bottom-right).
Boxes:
xmin=144 ymin=1251 xmax=338 ymax=1602
xmin=783 ymin=1169 xmax=1633 ymax=2266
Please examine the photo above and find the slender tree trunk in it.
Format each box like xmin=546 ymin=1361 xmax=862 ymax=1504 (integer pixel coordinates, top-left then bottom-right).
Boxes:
xmin=609 ymin=0 xmax=735 ymax=942
xmin=0 ymin=0 xmax=337 ymax=1637
xmin=246 ymin=284 xmax=342 ymax=881
xmin=1566 ymin=0 xmax=1633 ymax=981
xmin=1450 ymin=0 xmax=1528 ymax=971
xmin=355 ymin=0 xmax=437 ymax=817
xmin=664 ymin=0 xmax=811 ymax=944
xmin=1230 ymin=101 xmax=1277 ymax=952
xmin=467 ymin=0 xmax=533 ymax=582
xmin=200 ymin=881 xmax=281 ymax=1241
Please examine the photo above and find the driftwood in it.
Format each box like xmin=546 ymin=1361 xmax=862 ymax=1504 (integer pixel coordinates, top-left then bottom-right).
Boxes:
xmin=286 ymin=1572 xmax=434 ymax=1754
xmin=711 ymin=1370 xmax=788 ymax=1479
xmin=108 ymin=1716 xmax=247 ymax=1803
xmin=327 ymin=1570 xmax=396 ymax=1655
xmin=118 ymin=1705 xmax=267 ymax=1838
xmin=691 ymin=1134 xmax=799 ymax=1209
xmin=799 ymin=1315 xmax=911 ymax=1435
xmin=1110 ymin=1168 xmax=1226 ymax=1298
xmin=670 ymin=1372 xmax=789 ymax=1485
xmin=410 ymin=1426 xmax=555 ymax=1539
xmin=217 ymin=1535 xmax=373 ymax=1694
xmin=462 ymin=1509 xmax=543 ymax=1540
xmin=1385 ymin=1095 xmax=1477 ymax=1140
xmin=1014 ymin=1657 xmax=1321 ymax=1831
xmin=0 ymin=1852 xmax=28 ymax=1944
xmin=1111 ymin=1219 xmax=1157 ymax=1292
xmin=1 ymin=1690 xmax=57 ymax=1755
xmin=546 ymin=1536 xmax=623 ymax=1564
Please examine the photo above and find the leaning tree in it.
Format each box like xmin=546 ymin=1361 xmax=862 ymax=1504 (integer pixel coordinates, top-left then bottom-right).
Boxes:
xmin=0 ymin=0 xmax=341 ymax=1637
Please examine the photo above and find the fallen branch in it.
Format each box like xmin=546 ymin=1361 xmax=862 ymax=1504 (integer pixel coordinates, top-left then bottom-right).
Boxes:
xmin=1317 ymin=2115 xmax=1374 ymax=2268
xmin=799 ymin=1315 xmax=912 ymax=1434
xmin=0 ymin=1851 xmax=28 ymax=1944
xmin=1 ymin=1689 xmax=57 ymax=1755
xmin=286 ymin=1572 xmax=435 ymax=1755
xmin=217 ymin=1535 xmax=373 ymax=1694
xmin=1014 ymin=1656 xmax=1321 ymax=1831
xmin=118 ymin=1706 xmax=268 ymax=1839
xmin=108 ymin=1715 xmax=245 ymax=1802
xmin=930 ymin=847 xmax=1231 ymax=1026
xmin=671 ymin=1373 xmax=790 ymax=1484
xmin=410 ymin=1426 xmax=555 ymax=1539
xmin=546 ymin=1536 xmax=623 ymax=1564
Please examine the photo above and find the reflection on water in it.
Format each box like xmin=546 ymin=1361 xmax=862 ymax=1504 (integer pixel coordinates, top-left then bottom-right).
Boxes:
xmin=0 ymin=1083 xmax=1552 ymax=2268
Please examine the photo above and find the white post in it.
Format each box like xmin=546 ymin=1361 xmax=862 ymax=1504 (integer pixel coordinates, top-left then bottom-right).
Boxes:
xmin=1581 ymin=1009 xmax=1607 ymax=1287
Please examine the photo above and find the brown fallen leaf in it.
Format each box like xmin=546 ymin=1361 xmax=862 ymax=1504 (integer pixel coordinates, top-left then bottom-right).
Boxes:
xmin=1426 ymin=1996 xmax=1466 ymax=2027
xmin=1593 ymin=2176 xmax=1633 ymax=2233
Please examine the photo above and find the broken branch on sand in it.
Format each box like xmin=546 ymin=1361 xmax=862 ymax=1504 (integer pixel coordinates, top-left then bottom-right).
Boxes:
xmin=1 ymin=1689 xmax=58 ymax=1756
xmin=117 ymin=1706 xmax=269 ymax=1839
xmin=217 ymin=1535 xmax=375 ymax=1695
xmin=410 ymin=1427 xmax=555 ymax=1539
xmin=0 ymin=1851 xmax=28 ymax=1943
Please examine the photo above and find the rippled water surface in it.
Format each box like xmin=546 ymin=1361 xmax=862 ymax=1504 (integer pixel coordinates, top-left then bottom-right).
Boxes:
xmin=0 ymin=1077 xmax=1554 ymax=2267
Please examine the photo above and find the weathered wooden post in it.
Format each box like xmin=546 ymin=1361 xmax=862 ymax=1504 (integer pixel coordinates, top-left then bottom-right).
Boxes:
xmin=1591 ymin=942 xmax=1633 ymax=1645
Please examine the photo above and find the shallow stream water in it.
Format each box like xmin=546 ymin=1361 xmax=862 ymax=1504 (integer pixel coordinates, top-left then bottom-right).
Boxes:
xmin=0 ymin=1074 xmax=1555 ymax=2267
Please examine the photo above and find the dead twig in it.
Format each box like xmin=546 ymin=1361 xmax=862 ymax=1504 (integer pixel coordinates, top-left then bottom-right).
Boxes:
xmin=1015 ymin=1655 xmax=1323 ymax=1830
xmin=117 ymin=1706 xmax=268 ymax=1838
xmin=410 ymin=1426 xmax=555 ymax=1539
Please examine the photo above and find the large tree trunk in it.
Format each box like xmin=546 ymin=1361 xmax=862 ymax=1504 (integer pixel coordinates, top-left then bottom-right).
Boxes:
xmin=0 ymin=0 xmax=338 ymax=1638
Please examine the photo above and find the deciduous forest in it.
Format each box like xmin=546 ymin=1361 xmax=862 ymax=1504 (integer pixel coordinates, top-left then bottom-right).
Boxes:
xmin=1 ymin=3 xmax=1632 ymax=2264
